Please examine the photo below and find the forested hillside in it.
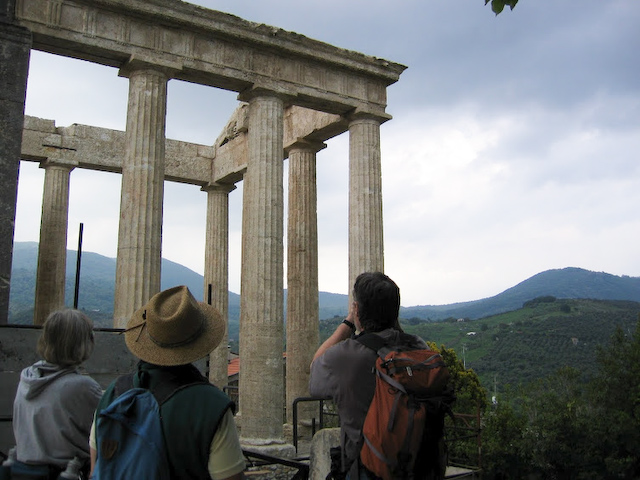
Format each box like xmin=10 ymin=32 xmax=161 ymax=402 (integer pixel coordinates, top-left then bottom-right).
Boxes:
xmin=320 ymin=297 xmax=640 ymax=391
xmin=408 ymin=298 xmax=640 ymax=389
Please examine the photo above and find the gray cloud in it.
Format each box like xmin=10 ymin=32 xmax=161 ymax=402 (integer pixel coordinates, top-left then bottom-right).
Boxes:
xmin=15 ymin=0 xmax=640 ymax=305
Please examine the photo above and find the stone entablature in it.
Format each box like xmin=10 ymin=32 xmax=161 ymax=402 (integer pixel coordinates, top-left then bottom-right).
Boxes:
xmin=21 ymin=116 xmax=215 ymax=185
xmin=21 ymin=105 xmax=347 ymax=186
xmin=15 ymin=0 xmax=406 ymax=117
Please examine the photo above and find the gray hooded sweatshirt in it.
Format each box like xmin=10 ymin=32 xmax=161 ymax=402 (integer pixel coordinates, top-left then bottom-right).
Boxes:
xmin=13 ymin=360 xmax=102 ymax=467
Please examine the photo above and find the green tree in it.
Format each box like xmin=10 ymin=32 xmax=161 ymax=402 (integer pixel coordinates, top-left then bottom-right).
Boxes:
xmin=482 ymin=367 xmax=600 ymax=479
xmin=429 ymin=343 xmax=487 ymax=470
xmin=590 ymin=320 xmax=640 ymax=478
xmin=482 ymin=397 xmax=530 ymax=479
xmin=521 ymin=367 xmax=597 ymax=478
xmin=481 ymin=319 xmax=640 ymax=479
xmin=431 ymin=343 xmax=488 ymax=413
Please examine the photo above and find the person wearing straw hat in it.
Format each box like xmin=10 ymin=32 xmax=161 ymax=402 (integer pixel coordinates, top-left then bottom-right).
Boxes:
xmin=89 ymin=285 xmax=245 ymax=480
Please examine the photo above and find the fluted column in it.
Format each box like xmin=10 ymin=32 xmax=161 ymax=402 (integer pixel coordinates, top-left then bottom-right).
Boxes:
xmin=348 ymin=114 xmax=385 ymax=290
xmin=0 ymin=19 xmax=30 ymax=324
xmin=113 ymin=67 xmax=168 ymax=327
xmin=285 ymin=140 xmax=324 ymax=426
xmin=203 ymin=182 xmax=236 ymax=389
xmin=238 ymin=93 xmax=285 ymax=444
xmin=33 ymin=161 xmax=76 ymax=325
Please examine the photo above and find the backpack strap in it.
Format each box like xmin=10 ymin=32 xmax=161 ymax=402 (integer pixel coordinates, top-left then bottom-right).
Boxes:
xmin=356 ymin=331 xmax=418 ymax=358
xmin=111 ymin=365 xmax=210 ymax=406
xmin=150 ymin=367 xmax=210 ymax=406
xmin=113 ymin=373 xmax=135 ymax=398
xmin=355 ymin=332 xmax=387 ymax=355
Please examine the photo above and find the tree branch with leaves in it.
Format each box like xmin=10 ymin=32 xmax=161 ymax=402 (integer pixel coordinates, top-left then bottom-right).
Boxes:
xmin=486 ymin=0 xmax=518 ymax=15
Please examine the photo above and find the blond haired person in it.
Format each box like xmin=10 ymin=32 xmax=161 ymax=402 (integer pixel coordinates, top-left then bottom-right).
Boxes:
xmin=12 ymin=309 xmax=102 ymax=477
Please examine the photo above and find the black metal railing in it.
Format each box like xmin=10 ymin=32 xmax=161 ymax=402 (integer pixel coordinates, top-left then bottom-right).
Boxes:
xmin=291 ymin=396 xmax=336 ymax=454
xmin=446 ymin=409 xmax=483 ymax=473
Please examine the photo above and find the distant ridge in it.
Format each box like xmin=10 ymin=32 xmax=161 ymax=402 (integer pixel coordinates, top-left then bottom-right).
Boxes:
xmin=402 ymin=267 xmax=640 ymax=320
xmin=8 ymin=242 xmax=228 ymax=325
xmin=8 ymin=243 xmax=640 ymax=324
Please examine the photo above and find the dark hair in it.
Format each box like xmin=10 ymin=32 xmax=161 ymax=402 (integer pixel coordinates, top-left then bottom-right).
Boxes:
xmin=353 ymin=272 xmax=401 ymax=332
xmin=37 ymin=309 xmax=95 ymax=367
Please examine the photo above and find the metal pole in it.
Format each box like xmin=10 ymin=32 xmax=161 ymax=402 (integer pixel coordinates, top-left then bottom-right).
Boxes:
xmin=73 ymin=223 xmax=83 ymax=309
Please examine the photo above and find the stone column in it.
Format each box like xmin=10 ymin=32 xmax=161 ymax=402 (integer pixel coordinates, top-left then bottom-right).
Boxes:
xmin=285 ymin=140 xmax=324 ymax=427
xmin=238 ymin=92 xmax=287 ymax=448
xmin=0 ymin=15 xmax=31 ymax=324
xmin=202 ymin=182 xmax=236 ymax=389
xmin=348 ymin=114 xmax=385 ymax=290
xmin=113 ymin=67 xmax=168 ymax=327
xmin=33 ymin=160 xmax=76 ymax=325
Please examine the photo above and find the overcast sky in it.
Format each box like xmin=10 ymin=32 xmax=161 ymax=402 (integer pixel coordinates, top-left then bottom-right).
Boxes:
xmin=15 ymin=0 xmax=640 ymax=307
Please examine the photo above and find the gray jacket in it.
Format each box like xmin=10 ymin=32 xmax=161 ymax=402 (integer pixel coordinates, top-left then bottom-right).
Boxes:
xmin=13 ymin=360 xmax=103 ymax=467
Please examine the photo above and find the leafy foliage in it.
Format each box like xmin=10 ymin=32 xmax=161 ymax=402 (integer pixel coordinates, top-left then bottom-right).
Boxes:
xmin=480 ymin=319 xmax=640 ymax=479
xmin=590 ymin=323 xmax=640 ymax=477
xmin=434 ymin=343 xmax=487 ymax=414
xmin=486 ymin=0 xmax=519 ymax=15
xmin=522 ymin=295 xmax=556 ymax=307
xmin=422 ymin=343 xmax=486 ymax=470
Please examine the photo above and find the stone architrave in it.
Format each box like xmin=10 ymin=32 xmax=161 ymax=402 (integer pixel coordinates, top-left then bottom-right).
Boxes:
xmin=238 ymin=93 xmax=286 ymax=445
xmin=202 ymin=182 xmax=236 ymax=388
xmin=0 ymin=19 xmax=31 ymax=324
xmin=33 ymin=160 xmax=76 ymax=325
xmin=113 ymin=67 xmax=168 ymax=327
xmin=285 ymin=140 xmax=324 ymax=427
xmin=348 ymin=114 xmax=387 ymax=290
xmin=13 ymin=0 xmax=405 ymax=118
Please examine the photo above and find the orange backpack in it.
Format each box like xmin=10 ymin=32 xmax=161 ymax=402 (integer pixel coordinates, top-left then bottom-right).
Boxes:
xmin=356 ymin=333 xmax=455 ymax=480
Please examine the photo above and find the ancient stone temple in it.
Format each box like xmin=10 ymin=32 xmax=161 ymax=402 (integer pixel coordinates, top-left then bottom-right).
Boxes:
xmin=0 ymin=0 xmax=405 ymax=453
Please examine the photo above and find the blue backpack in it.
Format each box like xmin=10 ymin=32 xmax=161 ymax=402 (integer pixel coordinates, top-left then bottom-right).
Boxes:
xmin=93 ymin=373 xmax=205 ymax=480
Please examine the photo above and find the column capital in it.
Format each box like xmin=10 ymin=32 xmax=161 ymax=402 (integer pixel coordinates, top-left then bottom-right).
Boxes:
xmin=0 ymin=19 xmax=31 ymax=41
xmin=284 ymin=138 xmax=326 ymax=157
xmin=201 ymin=182 xmax=237 ymax=194
xmin=237 ymin=85 xmax=293 ymax=104
xmin=118 ymin=55 xmax=180 ymax=80
xmin=346 ymin=109 xmax=392 ymax=126
xmin=39 ymin=158 xmax=78 ymax=171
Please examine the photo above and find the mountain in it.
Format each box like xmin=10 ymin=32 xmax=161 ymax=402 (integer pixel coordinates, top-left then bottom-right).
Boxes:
xmin=8 ymin=242 xmax=640 ymax=327
xmin=9 ymin=242 xmax=346 ymax=325
xmin=401 ymin=267 xmax=640 ymax=321
xmin=8 ymin=242 xmax=238 ymax=325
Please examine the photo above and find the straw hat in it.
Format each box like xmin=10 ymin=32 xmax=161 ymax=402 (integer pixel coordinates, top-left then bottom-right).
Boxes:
xmin=125 ymin=286 xmax=225 ymax=366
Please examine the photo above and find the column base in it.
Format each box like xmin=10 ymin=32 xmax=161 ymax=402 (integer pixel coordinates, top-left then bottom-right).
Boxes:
xmin=283 ymin=421 xmax=316 ymax=450
xmin=241 ymin=439 xmax=296 ymax=460
xmin=309 ymin=428 xmax=340 ymax=480
xmin=242 ymin=441 xmax=301 ymax=480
